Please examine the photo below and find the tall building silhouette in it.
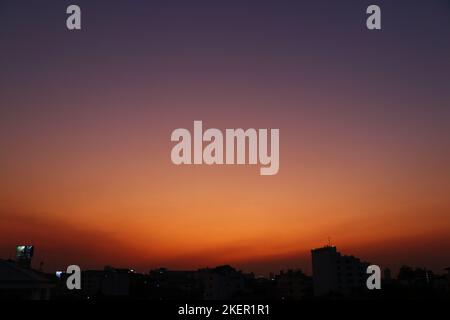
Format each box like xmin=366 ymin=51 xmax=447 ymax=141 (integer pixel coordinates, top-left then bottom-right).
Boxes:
xmin=311 ymin=246 xmax=369 ymax=296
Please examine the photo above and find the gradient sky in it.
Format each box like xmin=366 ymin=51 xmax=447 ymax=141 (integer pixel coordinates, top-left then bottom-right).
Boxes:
xmin=1 ymin=0 xmax=450 ymax=275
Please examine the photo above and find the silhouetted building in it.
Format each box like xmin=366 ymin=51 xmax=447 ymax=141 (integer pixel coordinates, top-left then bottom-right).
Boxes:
xmin=58 ymin=266 xmax=147 ymax=299
xmin=149 ymin=268 xmax=202 ymax=300
xmin=197 ymin=265 xmax=254 ymax=300
xmin=274 ymin=269 xmax=312 ymax=300
xmin=249 ymin=277 xmax=277 ymax=300
xmin=311 ymin=246 xmax=369 ymax=296
xmin=398 ymin=265 xmax=433 ymax=287
xmin=0 ymin=259 xmax=54 ymax=300
xmin=433 ymin=268 xmax=450 ymax=293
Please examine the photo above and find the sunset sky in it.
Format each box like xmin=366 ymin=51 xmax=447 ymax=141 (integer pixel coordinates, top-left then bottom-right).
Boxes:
xmin=1 ymin=0 xmax=450 ymax=275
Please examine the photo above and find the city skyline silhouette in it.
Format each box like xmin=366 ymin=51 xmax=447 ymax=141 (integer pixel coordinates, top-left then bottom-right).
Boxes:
xmin=1 ymin=0 xmax=450 ymax=289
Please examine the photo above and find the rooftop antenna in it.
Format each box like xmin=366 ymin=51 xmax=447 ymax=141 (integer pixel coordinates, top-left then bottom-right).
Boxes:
xmin=328 ymin=236 xmax=331 ymax=247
